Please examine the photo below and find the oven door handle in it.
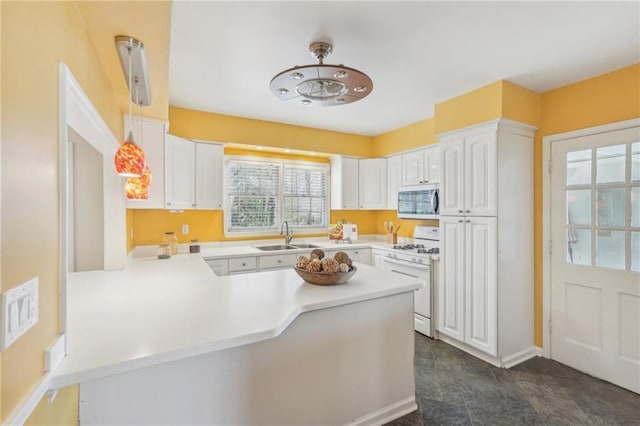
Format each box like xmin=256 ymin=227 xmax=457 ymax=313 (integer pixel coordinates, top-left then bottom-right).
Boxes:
xmin=383 ymin=257 xmax=431 ymax=271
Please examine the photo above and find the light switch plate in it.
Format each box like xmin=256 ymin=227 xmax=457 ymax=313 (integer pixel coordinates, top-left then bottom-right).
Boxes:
xmin=1 ymin=277 xmax=39 ymax=351
xmin=182 ymin=224 xmax=189 ymax=235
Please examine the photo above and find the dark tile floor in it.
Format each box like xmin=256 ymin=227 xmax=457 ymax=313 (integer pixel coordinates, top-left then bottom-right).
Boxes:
xmin=387 ymin=333 xmax=640 ymax=426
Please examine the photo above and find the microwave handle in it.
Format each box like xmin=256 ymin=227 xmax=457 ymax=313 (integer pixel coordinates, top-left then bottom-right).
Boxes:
xmin=431 ymin=190 xmax=439 ymax=214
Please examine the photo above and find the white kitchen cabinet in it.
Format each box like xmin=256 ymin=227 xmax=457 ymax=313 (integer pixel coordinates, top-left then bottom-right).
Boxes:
xmin=440 ymin=130 xmax=496 ymax=216
xmin=386 ymin=154 xmax=402 ymax=210
xmin=165 ymin=134 xmax=224 ymax=210
xmin=437 ymin=119 xmax=536 ymax=367
xmin=358 ymin=158 xmax=387 ymax=209
xmin=165 ymin=134 xmax=196 ymax=209
xmin=401 ymin=145 xmax=440 ymax=186
xmin=195 ymin=143 xmax=224 ymax=209
xmin=372 ymin=249 xmax=386 ymax=269
xmin=439 ymin=216 xmax=497 ymax=355
xmin=228 ymin=256 xmax=258 ymax=274
xmin=124 ymin=116 xmax=167 ymax=209
xmin=259 ymin=253 xmax=297 ymax=271
xmin=205 ymin=258 xmax=229 ymax=276
xmin=330 ymin=156 xmax=359 ymax=210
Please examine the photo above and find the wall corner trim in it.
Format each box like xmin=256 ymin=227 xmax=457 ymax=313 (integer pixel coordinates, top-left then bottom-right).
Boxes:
xmin=3 ymin=333 xmax=67 ymax=426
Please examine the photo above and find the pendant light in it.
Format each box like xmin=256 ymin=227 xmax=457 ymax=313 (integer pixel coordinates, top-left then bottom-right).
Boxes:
xmin=125 ymin=77 xmax=153 ymax=199
xmin=114 ymin=36 xmax=148 ymax=177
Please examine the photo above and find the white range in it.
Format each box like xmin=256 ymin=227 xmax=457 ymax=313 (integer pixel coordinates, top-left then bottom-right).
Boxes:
xmin=381 ymin=225 xmax=439 ymax=337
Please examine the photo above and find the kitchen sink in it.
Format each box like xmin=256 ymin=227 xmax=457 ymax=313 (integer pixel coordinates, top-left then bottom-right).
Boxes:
xmin=291 ymin=244 xmax=320 ymax=249
xmin=255 ymin=244 xmax=297 ymax=251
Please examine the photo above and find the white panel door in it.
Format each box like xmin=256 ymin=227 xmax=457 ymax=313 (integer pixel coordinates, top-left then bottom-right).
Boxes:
xmin=387 ymin=154 xmax=402 ymax=209
xmin=330 ymin=156 xmax=359 ymax=209
xmin=550 ymin=127 xmax=640 ymax=393
xmin=401 ymin=150 xmax=424 ymax=186
xmin=195 ymin=143 xmax=223 ymax=209
xmin=440 ymin=139 xmax=465 ymax=216
xmin=464 ymin=217 xmax=497 ymax=356
xmin=438 ymin=216 xmax=465 ymax=341
xmin=465 ymin=132 xmax=497 ymax=216
xmin=165 ymin=134 xmax=195 ymax=209
xmin=359 ymin=158 xmax=387 ymax=209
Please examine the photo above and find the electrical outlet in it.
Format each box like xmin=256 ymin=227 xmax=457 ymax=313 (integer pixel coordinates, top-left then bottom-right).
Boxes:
xmin=1 ymin=277 xmax=39 ymax=351
xmin=181 ymin=224 xmax=189 ymax=235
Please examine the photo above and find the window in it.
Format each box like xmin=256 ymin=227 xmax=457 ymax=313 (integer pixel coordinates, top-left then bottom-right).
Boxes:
xmin=225 ymin=156 xmax=329 ymax=235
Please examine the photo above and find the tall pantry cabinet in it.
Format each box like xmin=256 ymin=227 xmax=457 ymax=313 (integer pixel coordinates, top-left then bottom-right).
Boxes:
xmin=437 ymin=119 xmax=537 ymax=367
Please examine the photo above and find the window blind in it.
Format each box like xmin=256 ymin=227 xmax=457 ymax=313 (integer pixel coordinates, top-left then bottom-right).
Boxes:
xmin=225 ymin=157 xmax=328 ymax=233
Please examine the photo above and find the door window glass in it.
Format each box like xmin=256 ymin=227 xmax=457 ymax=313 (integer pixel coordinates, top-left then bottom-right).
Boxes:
xmin=632 ymin=142 xmax=640 ymax=183
xmin=596 ymin=188 xmax=625 ymax=227
xmin=596 ymin=230 xmax=625 ymax=270
xmin=567 ymin=190 xmax=591 ymax=225
xmin=596 ymin=144 xmax=626 ymax=184
xmin=567 ymin=149 xmax=591 ymax=185
xmin=632 ymin=231 xmax=640 ymax=272
xmin=632 ymin=187 xmax=640 ymax=228
xmin=567 ymin=228 xmax=591 ymax=266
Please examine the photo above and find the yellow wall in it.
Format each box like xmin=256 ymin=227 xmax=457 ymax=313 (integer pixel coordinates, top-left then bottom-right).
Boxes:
xmin=434 ymin=81 xmax=504 ymax=134
xmin=24 ymin=385 xmax=78 ymax=426
xmin=1 ymin=1 xmax=123 ymax=423
xmin=372 ymin=117 xmax=437 ymax=157
xmin=169 ymin=107 xmax=374 ymax=157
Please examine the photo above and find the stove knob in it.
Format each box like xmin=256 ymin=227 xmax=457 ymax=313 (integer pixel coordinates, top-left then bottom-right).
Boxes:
xmin=411 ymin=257 xmax=416 ymax=263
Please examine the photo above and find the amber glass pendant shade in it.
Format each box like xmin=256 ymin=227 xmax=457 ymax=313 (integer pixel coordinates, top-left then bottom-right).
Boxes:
xmin=125 ymin=165 xmax=152 ymax=199
xmin=115 ymin=131 xmax=146 ymax=177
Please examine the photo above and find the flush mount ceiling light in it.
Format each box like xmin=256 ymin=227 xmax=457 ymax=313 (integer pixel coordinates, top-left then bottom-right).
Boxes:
xmin=270 ymin=41 xmax=373 ymax=107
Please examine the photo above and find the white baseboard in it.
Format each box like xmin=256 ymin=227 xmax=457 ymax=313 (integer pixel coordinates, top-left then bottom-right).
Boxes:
xmin=347 ymin=396 xmax=417 ymax=426
xmin=501 ymin=346 xmax=539 ymax=368
xmin=4 ymin=334 xmax=66 ymax=426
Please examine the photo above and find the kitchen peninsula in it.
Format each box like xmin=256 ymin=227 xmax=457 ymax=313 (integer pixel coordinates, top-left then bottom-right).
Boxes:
xmin=50 ymin=252 xmax=423 ymax=425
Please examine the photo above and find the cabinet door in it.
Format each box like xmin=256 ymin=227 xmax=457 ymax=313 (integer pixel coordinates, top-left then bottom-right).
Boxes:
xmin=359 ymin=158 xmax=387 ymax=209
xmin=401 ymin=150 xmax=424 ymax=185
xmin=124 ymin=116 xmax=166 ymax=209
xmin=386 ymin=155 xmax=402 ymax=209
xmin=464 ymin=217 xmax=497 ymax=355
xmin=438 ymin=217 xmax=465 ymax=341
xmin=259 ymin=254 xmax=297 ymax=271
xmin=330 ymin=156 xmax=359 ymax=209
xmin=165 ymin=134 xmax=196 ymax=209
xmin=440 ymin=139 xmax=465 ymax=216
xmin=195 ymin=143 xmax=223 ymax=209
xmin=423 ymin=145 xmax=440 ymax=183
xmin=464 ymin=132 xmax=497 ymax=216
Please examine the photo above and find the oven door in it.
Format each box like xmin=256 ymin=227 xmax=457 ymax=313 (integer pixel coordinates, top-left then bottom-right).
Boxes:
xmin=382 ymin=257 xmax=432 ymax=337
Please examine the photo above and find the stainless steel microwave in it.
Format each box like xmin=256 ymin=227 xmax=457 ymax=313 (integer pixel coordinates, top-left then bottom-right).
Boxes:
xmin=397 ymin=184 xmax=439 ymax=219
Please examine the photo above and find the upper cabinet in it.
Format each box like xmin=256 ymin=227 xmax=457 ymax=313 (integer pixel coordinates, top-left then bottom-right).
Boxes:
xmin=386 ymin=154 xmax=402 ymax=210
xmin=358 ymin=158 xmax=387 ymax=209
xmin=195 ymin=143 xmax=224 ymax=209
xmin=165 ymin=134 xmax=224 ymax=210
xmin=330 ymin=156 xmax=359 ymax=209
xmin=401 ymin=145 xmax=440 ymax=186
xmin=440 ymin=129 xmax=496 ymax=216
xmin=165 ymin=134 xmax=196 ymax=209
xmin=124 ymin=116 xmax=167 ymax=209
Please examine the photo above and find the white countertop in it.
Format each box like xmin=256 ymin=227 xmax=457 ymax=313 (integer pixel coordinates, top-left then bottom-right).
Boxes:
xmin=50 ymin=252 xmax=423 ymax=389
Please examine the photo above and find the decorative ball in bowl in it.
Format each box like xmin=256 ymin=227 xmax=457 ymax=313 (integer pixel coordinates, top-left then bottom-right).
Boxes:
xmin=294 ymin=249 xmax=357 ymax=285
xmin=293 ymin=265 xmax=357 ymax=286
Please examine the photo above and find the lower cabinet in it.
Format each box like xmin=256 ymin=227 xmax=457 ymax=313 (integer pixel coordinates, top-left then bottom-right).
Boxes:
xmin=259 ymin=254 xmax=297 ymax=271
xmin=439 ymin=216 xmax=497 ymax=355
xmin=228 ymin=256 xmax=258 ymax=275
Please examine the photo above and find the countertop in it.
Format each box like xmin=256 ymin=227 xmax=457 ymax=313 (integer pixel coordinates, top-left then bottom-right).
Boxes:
xmin=50 ymin=251 xmax=423 ymax=390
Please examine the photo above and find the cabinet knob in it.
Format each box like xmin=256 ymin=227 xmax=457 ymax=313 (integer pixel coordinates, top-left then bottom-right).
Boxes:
xmin=167 ymin=202 xmax=172 ymax=206
xmin=241 ymin=262 xmax=246 ymax=266
xmin=458 ymin=220 xmax=463 ymax=223
xmin=192 ymin=204 xmax=196 ymax=207
xmin=466 ymin=220 xmax=471 ymax=223
xmin=277 ymin=260 xmax=282 ymax=263
xmin=466 ymin=210 xmax=471 ymax=213
xmin=458 ymin=210 xmax=463 ymax=213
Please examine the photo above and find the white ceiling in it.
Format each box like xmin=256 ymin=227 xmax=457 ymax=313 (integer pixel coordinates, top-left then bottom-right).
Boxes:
xmin=168 ymin=1 xmax=639 ymax=136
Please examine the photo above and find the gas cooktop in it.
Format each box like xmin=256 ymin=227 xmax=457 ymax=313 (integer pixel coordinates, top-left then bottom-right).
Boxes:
xmin=392 ymin=244 xmax=439 ymax=254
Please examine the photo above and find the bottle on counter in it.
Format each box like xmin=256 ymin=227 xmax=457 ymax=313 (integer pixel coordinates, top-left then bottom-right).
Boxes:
xmin=158 ymin=243 xmax=171 ymax=259
xmin=163 ymin=231 xmax=178 ymax=255
xmin=189 ymin=239 xmax=201 ymax=253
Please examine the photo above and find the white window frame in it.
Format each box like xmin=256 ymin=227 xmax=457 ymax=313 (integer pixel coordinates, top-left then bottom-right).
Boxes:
xmin=224 ymin=155 xmax=330 ymax=238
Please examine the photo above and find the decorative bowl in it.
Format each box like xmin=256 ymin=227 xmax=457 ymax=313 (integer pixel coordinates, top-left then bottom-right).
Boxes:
xmin=293 ymin=266 xmax=358 ymax=286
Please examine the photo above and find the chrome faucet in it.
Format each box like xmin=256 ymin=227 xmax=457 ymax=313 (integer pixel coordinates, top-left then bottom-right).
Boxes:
xmin=280 ymin=220 xmax=293 ymax=245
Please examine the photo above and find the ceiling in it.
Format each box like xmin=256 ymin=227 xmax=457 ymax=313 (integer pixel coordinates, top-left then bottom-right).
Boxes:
xmin=168 ymin=1 xmax=639 ymax=136
xmin=78 ymin=2 xmax=638 ymax=137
